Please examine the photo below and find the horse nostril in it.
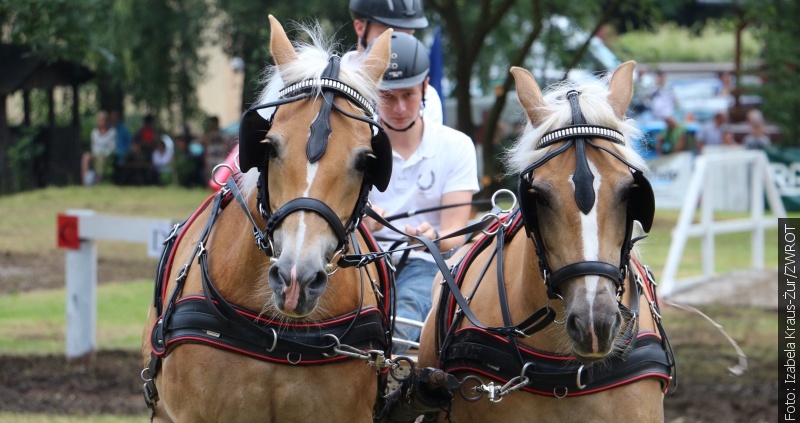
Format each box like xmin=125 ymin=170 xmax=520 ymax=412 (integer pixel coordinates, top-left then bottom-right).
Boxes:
xmin=596 ymin=312 xmax=622 ymax=339
xmin=306 ymin=270 xmax=328 ymax=292
xmin=566 ymin=314 xmax=582 ymax=339
xmin=268 ymin=265 xmax=289 ymax=287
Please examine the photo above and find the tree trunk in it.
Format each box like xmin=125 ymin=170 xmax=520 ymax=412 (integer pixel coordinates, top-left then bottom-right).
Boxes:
xmin=481 ymin=1 xmax=544 ymax=195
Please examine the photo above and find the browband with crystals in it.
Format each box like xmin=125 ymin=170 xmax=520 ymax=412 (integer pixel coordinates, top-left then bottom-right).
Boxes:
xmin=537 ymin=124 xmax=625 ymax=150
xmin=278 ymin=77 xmax=375 ymax=118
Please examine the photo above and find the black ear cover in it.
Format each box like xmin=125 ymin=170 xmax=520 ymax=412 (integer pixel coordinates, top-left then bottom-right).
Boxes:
xmin=628 ymin=170 xmax=655 ymax=232
xmin=366 ymin=128 xmax=393 ymax=192
xmin=238 ymin=109 xmax=273 ymax=172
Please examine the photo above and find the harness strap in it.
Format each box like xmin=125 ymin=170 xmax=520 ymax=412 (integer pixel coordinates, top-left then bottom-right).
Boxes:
xmin=266 ymin=197 xmax=348 ymax=251
xmin=548 ymin=261 xmax=623 ymax=298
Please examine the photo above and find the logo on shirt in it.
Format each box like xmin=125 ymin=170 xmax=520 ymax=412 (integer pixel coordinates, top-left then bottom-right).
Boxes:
xmin=417 ymin=170 xmax=435 ymax=191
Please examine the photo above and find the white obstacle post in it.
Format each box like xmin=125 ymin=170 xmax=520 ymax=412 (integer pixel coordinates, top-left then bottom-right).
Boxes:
xmin=58 ymin=209 xmax=174 ymax=359
xmin=659 ymin=150 xmax=786 ymax=297
xmin=64 ymin=210 xmax=98 ymax=359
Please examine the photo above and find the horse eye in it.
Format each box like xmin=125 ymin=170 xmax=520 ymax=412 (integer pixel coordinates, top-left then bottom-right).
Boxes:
xmin=354 ymin=152 xmax=375 ymax=172
xmin=262 ymin=136 xmax=279 ymax=159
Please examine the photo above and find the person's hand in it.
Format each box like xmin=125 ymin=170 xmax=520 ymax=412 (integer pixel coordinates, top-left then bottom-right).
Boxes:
xmin=405 ymin=222 xmax=439 ymax=251
xmin=365 ymin=204 xmax=386 ymax=233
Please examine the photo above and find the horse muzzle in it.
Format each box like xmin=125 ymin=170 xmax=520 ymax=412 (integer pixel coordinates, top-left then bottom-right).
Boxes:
xmin=268 ymin=261 xmax=328 ymax=318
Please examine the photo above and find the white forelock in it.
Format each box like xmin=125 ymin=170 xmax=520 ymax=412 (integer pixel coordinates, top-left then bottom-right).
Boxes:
xmin=503 ymin=73 xmax=647 ymax=176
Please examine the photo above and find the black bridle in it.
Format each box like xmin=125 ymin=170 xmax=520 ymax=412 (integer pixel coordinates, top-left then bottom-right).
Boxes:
xmin=517 ymin=90 xmax=656 ymax=299
xmin=236 ymin=55 xmax=393 ymax=260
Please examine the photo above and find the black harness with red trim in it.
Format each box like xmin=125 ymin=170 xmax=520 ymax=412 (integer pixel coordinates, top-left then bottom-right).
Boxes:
xmin=434 ymin=213 xmax=675 ymax=398
xmin=142 ymin=182 xmax=395 ymax=414
xmin=429 ymin=90 xmax=675 ymax=400
xmin=141 ymin=55 xmax=398 ymax=418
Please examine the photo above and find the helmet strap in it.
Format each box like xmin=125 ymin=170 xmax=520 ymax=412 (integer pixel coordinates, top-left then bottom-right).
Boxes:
xmin=359 ymin=20 xmax=371 ymax=50
xmin=383 ymin=118 xmax=417 ymax=132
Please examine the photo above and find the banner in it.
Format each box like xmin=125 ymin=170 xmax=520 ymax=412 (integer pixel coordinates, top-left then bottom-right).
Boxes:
xmin=766 ymin=147 xmax=800 ymax=211
xmin=645 ymin=152 xmax=694 ymax=210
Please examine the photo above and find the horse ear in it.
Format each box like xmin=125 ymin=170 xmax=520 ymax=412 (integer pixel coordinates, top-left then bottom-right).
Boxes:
xmin=607 ymin=61 xmax=636 ymax=119
xmin=511 ymin=67 xmax=547 ymax=126
xmin=269 ymin=15 xmax=298 ymax=67
xmin=361 ymin=28 xmax=393 ymax=83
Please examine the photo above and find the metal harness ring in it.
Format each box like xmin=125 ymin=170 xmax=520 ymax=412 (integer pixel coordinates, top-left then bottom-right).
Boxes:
xmin=211 ymin=163 xmax=234 ymax=187
xmin=491 ymin=188 xmax=518 ymax=213
xmin=480 ymin=213 xmax=502 ymax=236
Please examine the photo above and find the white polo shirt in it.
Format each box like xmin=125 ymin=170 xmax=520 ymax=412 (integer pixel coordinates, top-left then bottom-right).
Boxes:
xmin=370 ymin=120 xmax=479 ymax=261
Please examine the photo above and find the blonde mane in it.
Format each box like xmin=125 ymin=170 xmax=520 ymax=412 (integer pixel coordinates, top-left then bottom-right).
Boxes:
xmin=504 ymin=74 xmax=647 ymax=176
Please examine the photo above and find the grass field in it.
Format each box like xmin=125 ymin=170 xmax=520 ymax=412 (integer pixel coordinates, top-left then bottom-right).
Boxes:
xmin=0 ymin=185 xmax=783 ymax=356
xmin=0 ymin=280 xmax=152 ymax=355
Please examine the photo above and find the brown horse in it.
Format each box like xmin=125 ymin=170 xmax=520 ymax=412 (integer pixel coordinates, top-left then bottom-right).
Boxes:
xmin=417 ymin=62 xmax=674 ymax=422
xmin=141 ymin=16 xmax=397 ymax=422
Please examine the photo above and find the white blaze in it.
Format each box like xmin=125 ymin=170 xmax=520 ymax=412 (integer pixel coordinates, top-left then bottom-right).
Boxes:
xmin=294 ymin=160 xmax=319 ymax=257
xmin=568 ymin=160 xmax=602 ymax=307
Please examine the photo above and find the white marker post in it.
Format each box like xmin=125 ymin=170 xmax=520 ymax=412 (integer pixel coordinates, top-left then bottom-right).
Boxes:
xmin=57 ymin=209 xmax=174 ymax=359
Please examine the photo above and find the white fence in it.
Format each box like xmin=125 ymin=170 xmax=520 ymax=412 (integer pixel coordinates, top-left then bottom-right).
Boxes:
xmin=58 ymin=209 xmax=174 ymax=359
xmin=658 ymin=150 xmax=785 ymax=297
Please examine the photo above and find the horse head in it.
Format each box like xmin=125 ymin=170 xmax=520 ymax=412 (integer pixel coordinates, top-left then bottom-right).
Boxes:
xmin=239 ymin=16 xmax=392 ymax=318
xmin=509 ymin=62 xmax=654 ymax=361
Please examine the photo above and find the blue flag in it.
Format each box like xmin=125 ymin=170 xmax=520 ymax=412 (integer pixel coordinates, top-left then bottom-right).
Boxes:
xmin=428 ymin=26 xmax=445 ymax=122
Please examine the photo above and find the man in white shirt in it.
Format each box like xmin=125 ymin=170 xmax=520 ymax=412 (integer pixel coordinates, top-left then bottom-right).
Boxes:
xmin=366 ymin=33 xmax=479 ymax=354
xmin=648 ymin=71 xmax=678 ymax=121
xmin=346 ymin=0 xmax=444 ymax=125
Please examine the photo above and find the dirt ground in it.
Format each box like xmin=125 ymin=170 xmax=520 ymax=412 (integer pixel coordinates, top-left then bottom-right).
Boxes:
xmin=0 ymin=250 xmax=779 ymax=421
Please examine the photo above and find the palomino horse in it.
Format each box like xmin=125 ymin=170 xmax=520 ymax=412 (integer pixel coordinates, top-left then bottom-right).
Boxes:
xmin=141 ymin=16 xmax=397 ymax=422
xmin=417 ymin=62 xmax=674 ymax=422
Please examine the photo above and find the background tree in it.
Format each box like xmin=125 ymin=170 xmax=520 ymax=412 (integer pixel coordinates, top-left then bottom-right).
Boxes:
xmin=214 ymin=1 xmax=355 ymax=110
xmin=747 ymin=0 xmax=799 ymax=145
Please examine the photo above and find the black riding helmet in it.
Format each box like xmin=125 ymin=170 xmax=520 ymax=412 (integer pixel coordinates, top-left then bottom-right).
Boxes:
xmin=379 ymin=32 xmax=430 ymax=90
xmin=349 ymin=0 xmax=428 ymax=29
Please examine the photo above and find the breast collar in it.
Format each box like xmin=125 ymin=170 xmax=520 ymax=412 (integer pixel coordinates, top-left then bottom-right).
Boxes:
xmin=147 ymin=183 xmax=394 ymax=367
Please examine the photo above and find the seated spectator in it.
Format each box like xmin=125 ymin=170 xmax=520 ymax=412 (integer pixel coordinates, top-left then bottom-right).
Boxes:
xmin=696 ymin=111 xmax=729 ymax=153
xmin=742 ymin=109 xmax=772 ymax=149
xmin=655 ymin=117 xmax=687 ymax=155
xmin=717 ymin=71 xmax=734 ymax=97
xmin=647 ymin=71 xmax=677 ymax=121
xmin=152 ymin=135 xmax=174 ymax=184
xmin=81 ymin=111 xmax=117 ymax=185
xmin=110 ymin=110 xmax=131 ymax=166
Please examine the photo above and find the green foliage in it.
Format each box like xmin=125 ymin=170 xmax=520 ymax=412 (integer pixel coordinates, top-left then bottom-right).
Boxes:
xmin=214 ymin=0 xmax=355 ymax=108
xmin=750 ymin=0 xmax=800 ymax=146
xmin=0 ymin=0 xmax=111 ymax=64
xmin=6 ymin=127 xmax=42 ymax=192
xmin=608 ymin=21 xmax=762 ymax=63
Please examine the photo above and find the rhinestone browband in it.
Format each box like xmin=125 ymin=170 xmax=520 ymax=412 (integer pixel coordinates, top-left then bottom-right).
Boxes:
xmin=537 ymin=124 xmax=625 ymax=149
xmin=279 ymin=78 xmax=375 ymax=118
